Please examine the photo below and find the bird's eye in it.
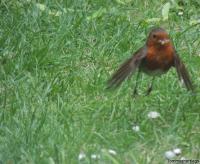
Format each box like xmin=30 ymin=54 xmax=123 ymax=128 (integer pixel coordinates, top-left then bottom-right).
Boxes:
xmin=152 ymin=34 xmax=157 ymax=38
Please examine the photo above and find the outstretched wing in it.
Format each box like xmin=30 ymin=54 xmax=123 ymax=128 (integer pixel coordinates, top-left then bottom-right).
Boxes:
xmin=174 ymin=52 xmax=193 ymax=91
xmin=107 ymin=46 xmax=147 ymax=89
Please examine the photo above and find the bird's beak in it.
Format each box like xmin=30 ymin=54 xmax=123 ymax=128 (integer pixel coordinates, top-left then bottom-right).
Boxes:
xmin=158 ymin=39 xmax=170 ymax=45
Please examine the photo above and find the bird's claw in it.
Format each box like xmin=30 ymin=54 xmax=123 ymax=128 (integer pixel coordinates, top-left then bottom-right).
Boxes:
xmin=132 ymin=89 xmax=138 ymax=98
xmin=146 ymin=86 xmax=152 ymax=96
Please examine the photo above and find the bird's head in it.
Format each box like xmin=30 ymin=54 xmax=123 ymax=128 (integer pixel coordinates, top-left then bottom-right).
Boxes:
xmin=146 ymin=28 xmax=171 ymax=48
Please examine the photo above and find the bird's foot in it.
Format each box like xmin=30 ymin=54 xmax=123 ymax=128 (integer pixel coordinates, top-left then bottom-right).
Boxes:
xmin=145 ymin=86 xmax=152 ymax=96
xmin=132 ymin=89 xmax=138 ymax=98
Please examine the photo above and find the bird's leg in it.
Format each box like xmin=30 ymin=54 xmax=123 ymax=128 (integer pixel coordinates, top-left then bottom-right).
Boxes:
xmin=146 ymin=76 xmax=155 ymax=95
xmin=132 ymin=70 xmax=141 ymax=97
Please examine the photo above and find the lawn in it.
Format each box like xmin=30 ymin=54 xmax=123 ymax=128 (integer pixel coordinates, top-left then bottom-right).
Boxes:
xmin=0 ymin=0 xmax=200 ymax=163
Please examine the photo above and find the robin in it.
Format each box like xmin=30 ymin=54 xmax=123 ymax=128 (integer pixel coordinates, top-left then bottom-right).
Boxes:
xmin=107 ymin=27 xmax=193 ymax=95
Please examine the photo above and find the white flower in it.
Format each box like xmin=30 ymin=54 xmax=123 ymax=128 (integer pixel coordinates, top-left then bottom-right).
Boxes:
xmin=78 ymin=152 xmax=86 ymax=160
xmin=180 ymin=157 xmax=186 ymax=160
xmin=164 ymin=150 xmax=176 ymax=159
xmin=91 ymin=154 xmax=100 ymax=159
xmin=132 ymin=125 xmax=140 ymax=132
xmin=147 ymin=111 xmax=160 ymax=119
xmin=173 ymin=148 xmax=181 ymax=155
xmin=178 ymin=11 xmax=183 ymax=16
xmin=108 ymin=149 xmax=117 ymax=155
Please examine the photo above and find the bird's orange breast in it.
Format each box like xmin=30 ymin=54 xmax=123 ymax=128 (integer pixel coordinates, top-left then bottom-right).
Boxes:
xmin=141 ymin=45 xmax=175 ymax=74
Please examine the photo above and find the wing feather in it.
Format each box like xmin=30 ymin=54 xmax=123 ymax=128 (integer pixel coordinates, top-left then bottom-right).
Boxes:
xmin=107 ymin=47 xmax=147 ymax=89
xmin=174 ymin=52 xmax=193 ymax=91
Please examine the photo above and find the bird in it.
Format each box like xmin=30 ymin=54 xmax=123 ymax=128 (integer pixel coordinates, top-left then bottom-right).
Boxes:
xmin=107 ymin=27 xmax=193 ymax=96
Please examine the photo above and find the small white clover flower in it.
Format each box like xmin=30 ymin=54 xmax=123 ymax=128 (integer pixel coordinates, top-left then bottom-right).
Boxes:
xmin=178 ymin=11 xmax=183 ymax=16
xmin=173 ymin=148 xmax=181 ymax=155
xmin=180 ymin=157 xmax=186 ymax=160
xmin=108 ymin=149 xmax=117 ymax=155
xmin=132 ymin=125 xmax=140 ymax=132
xmin=91 ymin=154 xmax=100 ymax=160
xmin=147 ymin=111 xmax=160 ymax=119
xmin=78 ymin=152 xmax=86 ymax=160
xmin=165 ymin=150 xmax=176 ymax=159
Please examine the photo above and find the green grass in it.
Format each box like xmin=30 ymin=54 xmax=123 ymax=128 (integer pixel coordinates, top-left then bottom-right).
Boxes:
xmin=0 ymin=0 xmax=200 ymax=163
